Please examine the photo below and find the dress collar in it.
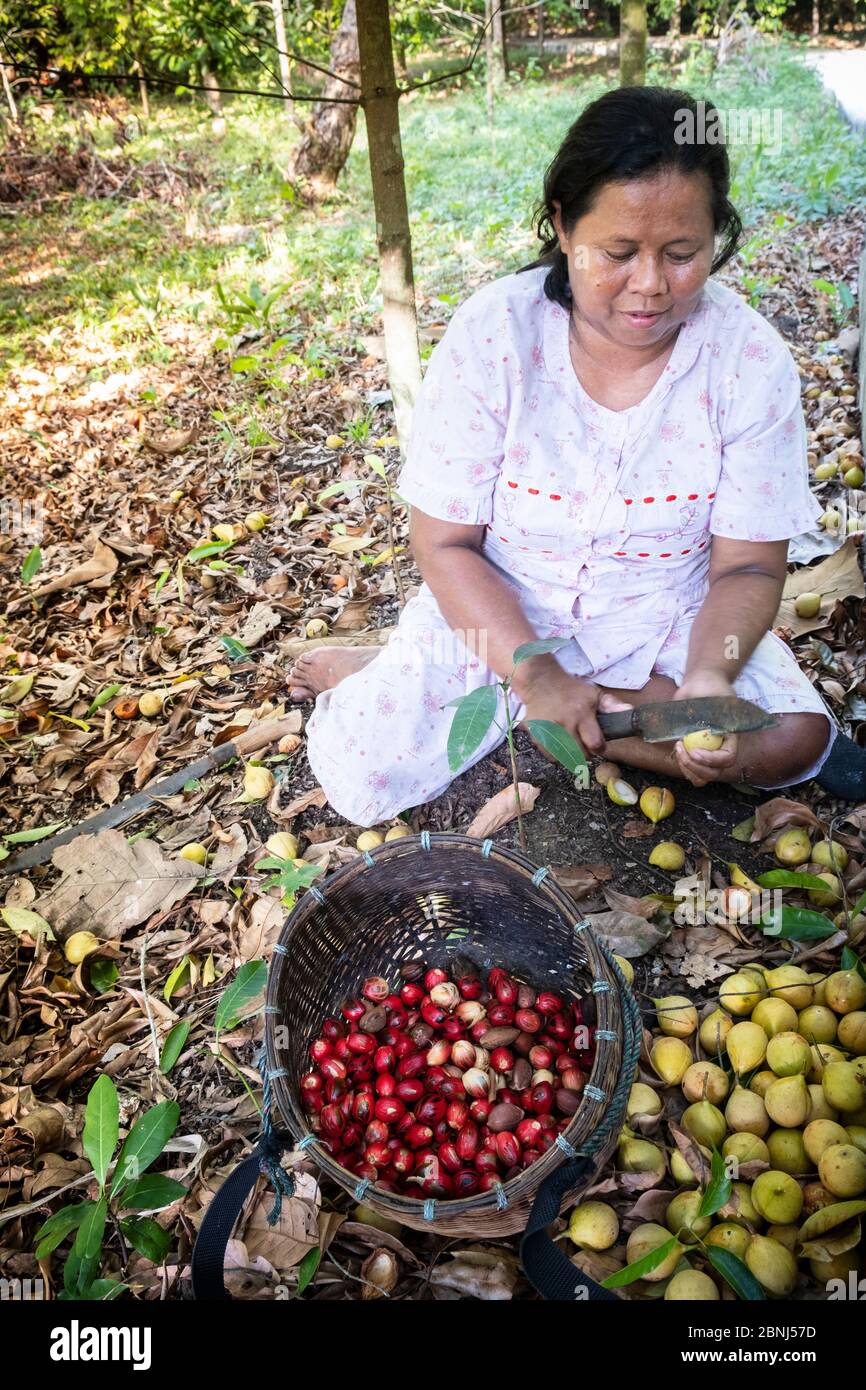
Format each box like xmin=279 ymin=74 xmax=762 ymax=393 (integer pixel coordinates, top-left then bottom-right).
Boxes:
xmin=542 ymin=286 xmax=710 ymax=423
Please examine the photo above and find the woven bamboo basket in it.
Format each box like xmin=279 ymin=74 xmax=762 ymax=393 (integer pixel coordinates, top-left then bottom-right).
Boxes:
xmin=265 ymin=832 xmax=641 ymax=1238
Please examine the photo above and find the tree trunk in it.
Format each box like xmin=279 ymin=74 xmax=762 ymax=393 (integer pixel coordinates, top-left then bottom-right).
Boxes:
xmin=812 ymin=0 xmax=820 ymax=36
xmin=492 ymin=1 xmax=508 ymax=82
xmin=619 ymin=0 xmax=646 ymax=86
xmin=1 ymin=63 xmax=18 ymax=124
xmin=485 ymin=1 xmax=495 ymax=124
xmin=355 ymin=0 xmax=421 ymax=454
xmin=288 ymin=0 xmax=361 ymax=197
xmin=201 ymin=66 xmax=223 ymax=116
xmin=668 ymin=0 xmax=681 ymax=49
xmin=271 ymin=0 xmax=293 ymax=101
xmin=136 ymin=61 xmax=150 ymax=121
xmin=537 ymin=2 xmax=545 ymax=58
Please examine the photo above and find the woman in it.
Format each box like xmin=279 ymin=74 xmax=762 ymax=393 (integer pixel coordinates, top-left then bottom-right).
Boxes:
xmin=289 ymin=86 xmax=841 ymax=828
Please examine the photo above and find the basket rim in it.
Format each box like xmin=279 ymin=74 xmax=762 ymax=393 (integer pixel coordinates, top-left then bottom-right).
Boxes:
xmin=265 ymin=832 xmax=640 ymax=1221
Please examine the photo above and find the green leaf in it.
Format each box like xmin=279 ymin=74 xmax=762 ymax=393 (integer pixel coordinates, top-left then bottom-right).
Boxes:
xmin=66 ymin=1195 xmax=108 ymax=1297
xmin=163 ymin=955 xmax=190 ymax=1002
xmin=363 ymin=453 xmax=388 ymax=481
xmin=297 ymin=1246 xmax=321 ymax=1294
xmin=3 ymin=820 xmax=66 ymax=844
xmin=698 ymin=1149 xmax=732 ymax=1220
xmin=78 ymin=1278 xmax=126 ymax=1301
xmin=120 ymin=1216 xmax=171 ymax=1264
xmin=159 ymin=1020 xmax=192 ymax=1074
xmin=756 ymin=870 xmax=835 ymax=890
xmin=851 ymin=889 xmax=866 ymax=920
xmin=187 ymin=540 xmax=234 ymax=563
xmin=21 ymin=545 xmax=43 ymax=583
xmin=154 ymin=567 xmax=171 ymax=598
xmin=705 ymin=1246 xmax=765 ymax=1301
xmin=841 ymin=946 xmax=866 ymax=983
xmin=317 ymin=480 xmax=361 ymax=501
xmin=524 ymin=719 xmax=587 ymax=775
xmin=0 ymin=673 xmax=34 ymax=704
xmin=110 ymin=1101 xmax=180 ymax=1198
xmin=512 ymin=637 xmax=570 ymax=665
xmin=89 ymin=959 xmax=118 ymax=994
xmin=760 ymin=905 xmax=836 ymax=940
xmin=220 ymin=636 xmax=250 ymax=662
xmin=86 ymin=684 xmax=121 ymax=716
xmin=230 ymin=355 xmax=259 ymax=373
xmin=119 ymin=1173 xmax=186 ymax=1211
xmin=214 ymin=960 xmax=267 ymax=1037
xmin=446 ymin=684 xmax=498 ymax=773
xmin=35 ymin=1201 xmax=91 ymax=1259
xmin=601 ymin=1234 xmax=679 ymax=1288
xmin=0 ymin=905 xmax=55 ymax=942
xmin=731 ymin=815 xmax=755 ymax=842
xmin=83 ymin=1075 xmax=119 ymax=1188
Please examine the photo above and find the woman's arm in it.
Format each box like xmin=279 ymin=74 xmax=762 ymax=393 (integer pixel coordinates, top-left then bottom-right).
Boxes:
xmin=410 ymin=510 xmax=610 ymax=751
xmin=674 ymin=535 xmax=788 ymax=781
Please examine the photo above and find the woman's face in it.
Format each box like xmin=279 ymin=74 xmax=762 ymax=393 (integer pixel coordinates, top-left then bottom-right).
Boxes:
xmin=552 ymin=169 xmax=717 ymax=349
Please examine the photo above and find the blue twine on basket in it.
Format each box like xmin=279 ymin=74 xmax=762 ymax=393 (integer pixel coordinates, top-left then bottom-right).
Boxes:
xmin=363 ymin=850 xmax=375 ymax=868
xmin=264 ymin=1005 xmax=280 ymax=1016
xmin=594 ymin=1029 xmax=617 ymax=1043
xmin=584 ymin=1084 xmax=606 ymax=1103
xmin=494 ymin=1182 xmax=508 ymax=1211
xmin=354 ymin=1179 xmax=371 ymax=1201
xmin=531 ymin=866 xmax=549 ymax=887
xmin=592 ymin=979 xmax=611 ymax=994
xmin=481 ymin=839 xmax=493 ymax=858
xmin=272 ymin=943 xmax=289 ymax=956
xmin=421 ymin=830 xmax=431 ymax=850
xmin=574 ymin=920 xmax=589 ymax=934
xmin=555 ymin=1134 xmax=579 ymax=1160
xmin=310 ymin=886 xmax=325 ymax=904
xmin=297 ymin=1134 xmax=317 ymax=1151
xmin=423 ymin=1199 xmax=436 ymax=1222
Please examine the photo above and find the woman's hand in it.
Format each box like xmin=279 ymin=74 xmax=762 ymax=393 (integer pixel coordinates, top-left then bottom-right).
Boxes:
xmin=673 ymin=670 xmax=739 ymax=786
xmin=516 ymin=664 xmax=631 ymax=757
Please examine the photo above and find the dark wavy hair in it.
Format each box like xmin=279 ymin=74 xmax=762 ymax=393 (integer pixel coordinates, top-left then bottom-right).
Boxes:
xmin=518 ymin=86 xmax=743 ymax=308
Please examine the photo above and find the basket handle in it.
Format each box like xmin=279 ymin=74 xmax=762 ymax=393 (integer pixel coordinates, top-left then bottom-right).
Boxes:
xmin=191 ymin=1135 xmax=289 ymax=1299
xmin=520 ymin=1157 xmax=621 ymax=1301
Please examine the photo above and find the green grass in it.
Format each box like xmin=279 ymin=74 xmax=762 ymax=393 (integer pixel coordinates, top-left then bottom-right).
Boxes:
xmin=1 ymin=34 xmax=864 ymax=388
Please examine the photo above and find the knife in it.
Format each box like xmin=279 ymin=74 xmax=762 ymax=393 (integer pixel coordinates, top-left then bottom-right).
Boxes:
xmin=597 ymin=696 xmax=778 ymax=744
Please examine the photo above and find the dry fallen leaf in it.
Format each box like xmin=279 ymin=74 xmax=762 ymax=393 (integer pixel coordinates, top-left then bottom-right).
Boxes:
xmin=752 ymin=796 xmax=822 ymax=842
xmin=465 ymin=782 xmax=540 ymax=838
xmin=142 ymin=425 xmax=199 ymax=454
xmin=550 ymin=863 xmax=613 ymax=899
xmin=582 ymin=909 xmax=669 ymax=958
xmin=777 ymin=539 xmax=865 ymax=635
xmin=33 ymin=540 xmax=118 ymax=596
xmin=33 ymin=829 xmax=205 ymax=939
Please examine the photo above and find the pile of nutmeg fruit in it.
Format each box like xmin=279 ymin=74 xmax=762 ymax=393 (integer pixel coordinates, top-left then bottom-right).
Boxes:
xmin=299 ymin=963 xmax=595 ymax=1199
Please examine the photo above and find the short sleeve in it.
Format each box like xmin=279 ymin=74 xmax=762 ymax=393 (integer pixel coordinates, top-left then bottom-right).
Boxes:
xmin=395 ymin=301 xmax=505 ymax=525
xmin=709 ymin=334 xmax=822 ymax=542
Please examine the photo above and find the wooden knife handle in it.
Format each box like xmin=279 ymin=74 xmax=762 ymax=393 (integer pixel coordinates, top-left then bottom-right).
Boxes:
xmin=597 ymin=709 xmax=638 ymax=741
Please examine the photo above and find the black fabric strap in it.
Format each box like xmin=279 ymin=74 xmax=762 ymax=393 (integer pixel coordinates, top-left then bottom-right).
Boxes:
xmin=520 ymin=1156 xmax=620 ymax=1301
xmin=191 ymin=1142 xmax=271 ymax=1300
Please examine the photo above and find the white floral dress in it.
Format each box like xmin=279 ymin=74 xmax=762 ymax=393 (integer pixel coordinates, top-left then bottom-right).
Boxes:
xmin=306 ymin=266 xmax=836 ymax=826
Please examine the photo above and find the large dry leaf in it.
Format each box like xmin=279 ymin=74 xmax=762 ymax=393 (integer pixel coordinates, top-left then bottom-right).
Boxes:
xmin=282 ymin=786 xmax=327 ymax=817
xmin=33 ymin=540 xmax=118 ymax=596
xmin=143 ymin=426 xmax=198 ymax=455
xmin=465 ymin=783 xmax=540 ymax=838
xmin=242 ymin=1171 xmax=320 ymax=1272
xmin=34 ymin=829 xmax=205 ymax=939
xmin=237 ymin=603 xmax=282 ymax=648
xmin=777 ymin=539 xmax=865 ymax=635
xmin=582 ymin=909 xmax=669 ymax=958
xmin=602 ymin=887 xmax=660 ymax=920
xmin=752 ymin=796 xmax=822 ymax=841
xmin=332 ymin=597 xmax=379 ymax=632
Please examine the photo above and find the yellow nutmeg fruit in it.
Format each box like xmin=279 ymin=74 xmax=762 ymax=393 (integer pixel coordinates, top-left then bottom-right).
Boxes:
xmin=325 ymin=434 xmax=346 ymax=449
xmin=613 ymin=953 xmax=634 ymax=987
xmin=244 ymin=511 xmax=269 ymax=532
xmin=356 ymin=830 xmax=384 ymax=852
xmin=178 ymin=842 xmax=208 ymax=865
xmin=242 ymin=765 xmax=275 ymax=802
xmin=843 ymin=465 xmax=865 ymax=488
xmin=811 ymin=839 xmax=848 ymax=871
xmin=648 ymin=841 xmax=685 ymax=871
xmin=639 ymin=786 xmax=675 ymax=824
xmin=212 ymin=522 xmax=240 ymax=542
xmin=682 ymin=729 xmax=723 ymax=751
xmin=655 ymin=994 xmax=698 ymax=1038
xmin=813 ymin=461 xmax=837 ymax=481
xmin=773 ymin=827 xmax=812 ymax=866
xmin=820 ymin=508 xmax=842 ymax=530
xmin=606 ymin=777 xmax=638 ymax=806
xmin=305 ymin=618 xmax=329 ymax=639
xmin=64 ymin=931 xmax=101 ymax=965
xmin=384 ymin=825 xmax=411 ymax=841
xmin=794 ymin=592 xmax=822 ymax=619
xmin=138 ymin=691 xmax=164 ymax=717
xmin=266 ymin=832 xmax=300 ymax=861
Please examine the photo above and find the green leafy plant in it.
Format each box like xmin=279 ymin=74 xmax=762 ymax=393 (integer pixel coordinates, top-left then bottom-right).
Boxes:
xmin=446 ymin=638 xmax=588 ymax=851
xmin=34 ymin=1075 xmax=184 ymax=1298
xmin=257 ymin=854 xmax=325 ymax=912
xmin=812 ymin=278 xmax=856 ymax=327
xmin=317 ymin=451 xmax=407 ymax=605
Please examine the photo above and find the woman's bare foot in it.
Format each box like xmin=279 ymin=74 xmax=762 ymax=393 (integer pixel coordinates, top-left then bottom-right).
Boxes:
xmin=288 ymin=646 xmax=377 ymax=701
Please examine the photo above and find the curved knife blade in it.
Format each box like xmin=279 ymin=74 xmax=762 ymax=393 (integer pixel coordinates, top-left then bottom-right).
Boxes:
xmin=597 ymin=696 xmax=778 ymax=744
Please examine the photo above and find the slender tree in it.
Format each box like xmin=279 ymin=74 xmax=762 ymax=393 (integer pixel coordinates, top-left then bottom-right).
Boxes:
xmin=288 ymin=0 xmax=361 ymax=197
xmin=619 ymin=0 xmax=646 ymax=86
xmin=270 ymin=0 xmax=293 ymax=100
xmin=355 ymin=0 xmax=422 ymax=452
